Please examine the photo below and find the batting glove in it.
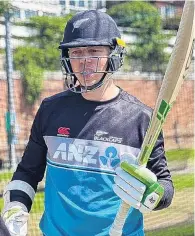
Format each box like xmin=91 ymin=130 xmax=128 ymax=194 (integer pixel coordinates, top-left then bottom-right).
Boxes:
xmin=113 ymin=162 xmax=164 ymax=213
xmin=2 ymin=205 xmax=29 ymax=236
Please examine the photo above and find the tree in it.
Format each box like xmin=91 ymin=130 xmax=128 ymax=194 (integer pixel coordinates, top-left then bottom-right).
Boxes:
xmin=14 ymin=14 xmax=73 ymax=104
xmin=0 ymin=1 xmax=11 ymax=15
xmin=108 ymin=1 xmax=170 ymax=73
xmin=0 ymin=1 xmax=13 ymax=55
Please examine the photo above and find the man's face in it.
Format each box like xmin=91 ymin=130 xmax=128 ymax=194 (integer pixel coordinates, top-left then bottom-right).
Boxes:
xmin=68 ymin=46 xmax=110 ymax=87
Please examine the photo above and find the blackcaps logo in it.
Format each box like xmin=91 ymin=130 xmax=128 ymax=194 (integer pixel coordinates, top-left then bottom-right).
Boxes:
xmin=99 ymin=146 xmax=120 ymax=169
xmin=94 ymin=130 xmax=123 ymax=144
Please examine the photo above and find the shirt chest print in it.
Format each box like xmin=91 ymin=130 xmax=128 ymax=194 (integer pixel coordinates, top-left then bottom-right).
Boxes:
xmin=44 ymin=136 xmax=139 ymax=173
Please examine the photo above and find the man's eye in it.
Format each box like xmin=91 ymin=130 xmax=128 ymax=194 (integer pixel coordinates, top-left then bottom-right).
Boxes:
xmin=71 ymin=51 xmax=82 ymax=56
xmin=89 ymin=49 xmax=101 ymax=55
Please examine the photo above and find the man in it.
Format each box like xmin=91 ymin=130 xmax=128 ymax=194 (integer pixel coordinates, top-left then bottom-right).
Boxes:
xmin=1 ymin=10 xmax=174 ymax=236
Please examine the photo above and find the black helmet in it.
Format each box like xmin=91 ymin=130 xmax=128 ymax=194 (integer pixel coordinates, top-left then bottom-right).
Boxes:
xmin=59 ymin=10 xmax=126 ymax=93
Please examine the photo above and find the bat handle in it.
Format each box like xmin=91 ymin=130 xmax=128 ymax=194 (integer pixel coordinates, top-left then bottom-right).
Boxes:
xmin=109 ymin=201 xmax=130 ymax=236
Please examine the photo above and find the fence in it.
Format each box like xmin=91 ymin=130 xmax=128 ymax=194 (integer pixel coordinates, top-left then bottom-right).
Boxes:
xmin=0 ymin=72 xmax=194 ymax=235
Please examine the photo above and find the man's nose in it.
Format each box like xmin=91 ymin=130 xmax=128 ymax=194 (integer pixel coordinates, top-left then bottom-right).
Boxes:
xmin=80 ymin=53 xmax=92 ymax=64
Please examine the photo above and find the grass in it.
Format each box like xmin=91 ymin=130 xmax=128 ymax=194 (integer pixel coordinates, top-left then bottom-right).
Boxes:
xmin=0 ymin=171 xmax=13 ymax=182
xmin=0 ymin=197 xmax=3 ymax=211
xmin=146 ymin=223 xmax=194 ymax=236
xmin=31 ymin=192 xmax=44 ymax=213
xmin=172 ymin=173 xmax=194 ymax=190
xmin=166 ymin=148 xmax=194 ymax=162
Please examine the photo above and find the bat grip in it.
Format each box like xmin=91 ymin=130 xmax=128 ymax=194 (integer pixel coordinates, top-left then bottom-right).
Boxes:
xmin=109 ymin=201 xmax=130 ymax=236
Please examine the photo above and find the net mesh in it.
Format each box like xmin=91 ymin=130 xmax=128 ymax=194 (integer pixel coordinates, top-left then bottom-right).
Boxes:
xmin=0 ymin=3 xmax=194 ymax=235
xmin=0 ymin=72 xmax=194 ymax=235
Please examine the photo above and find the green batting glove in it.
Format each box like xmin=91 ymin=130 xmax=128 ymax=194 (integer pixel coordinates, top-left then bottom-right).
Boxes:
xmin=113 ymin=162 xmax=164 ymax=213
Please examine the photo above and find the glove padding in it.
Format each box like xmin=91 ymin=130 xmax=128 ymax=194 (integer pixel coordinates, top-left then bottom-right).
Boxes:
xmin=113 ymin=162 xmax=164 ymax=213
xmin=2 ymin=205 xmax=29 ymax=236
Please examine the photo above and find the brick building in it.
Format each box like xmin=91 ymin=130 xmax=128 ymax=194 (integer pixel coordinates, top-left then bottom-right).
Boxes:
xmin=0 ymin=73 xmax=194 ymax=163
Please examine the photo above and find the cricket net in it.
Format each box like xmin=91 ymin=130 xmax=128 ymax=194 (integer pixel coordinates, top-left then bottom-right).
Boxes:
xmin=0 ymin=68 xmax=194 ymax=235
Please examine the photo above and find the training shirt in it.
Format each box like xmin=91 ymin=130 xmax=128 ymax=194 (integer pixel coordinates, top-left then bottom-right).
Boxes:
xmin=9 ymin=88 xmax=174 ymax=236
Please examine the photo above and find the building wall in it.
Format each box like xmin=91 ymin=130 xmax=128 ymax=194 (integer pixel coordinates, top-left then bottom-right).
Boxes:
xmin=0 ymin=76 xmax=194 ymax=161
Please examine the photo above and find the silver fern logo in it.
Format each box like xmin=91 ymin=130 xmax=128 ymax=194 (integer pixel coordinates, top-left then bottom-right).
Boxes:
xmin=94 ymin=130 xmax=123 ymax=144
xmin=72 ymin=18 xmax=89 ymax=32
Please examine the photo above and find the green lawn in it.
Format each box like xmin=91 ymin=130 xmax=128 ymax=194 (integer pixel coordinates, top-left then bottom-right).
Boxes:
xmin=146 ymin=223 xmax=194 ymax=236
xmin=0 ymin=171 xmax=13 ymax=182
xmin=31 ymin=192 xmax=44 ymax=213
xmin=172 ymin=173 xmax=194 ymax=190
xmin=166 ymin=148 xmax=194 ymax=162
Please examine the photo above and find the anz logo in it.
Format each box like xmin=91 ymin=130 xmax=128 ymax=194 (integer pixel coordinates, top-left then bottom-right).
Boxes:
xmin=53 ymin=143 xmax=98 ymax=164
xmin=51 ymin=143 xmax=120 ymax=170
xmin=99 ymin=146 xmax=120 ymax=168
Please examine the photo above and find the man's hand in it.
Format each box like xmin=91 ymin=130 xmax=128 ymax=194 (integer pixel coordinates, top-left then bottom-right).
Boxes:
xmin=2 ymin=205 xmax=29 ymax=236
xmin=113 ymin=162 xmax=164 ymax=213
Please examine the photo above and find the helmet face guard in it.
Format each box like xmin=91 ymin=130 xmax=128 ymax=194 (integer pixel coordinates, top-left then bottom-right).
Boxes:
xmin=59 ymin=10 xmax=126 ymax=93
xmin=60 ymin=43 xmax=126 ymax=93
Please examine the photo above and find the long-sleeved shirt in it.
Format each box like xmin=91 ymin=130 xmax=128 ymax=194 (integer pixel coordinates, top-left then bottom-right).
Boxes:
xmin=8 ymin=88 xmax=174 ymax=236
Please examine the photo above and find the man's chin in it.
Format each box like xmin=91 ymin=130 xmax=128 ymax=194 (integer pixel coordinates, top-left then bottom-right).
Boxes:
xmin=80 ymin=79 xmax=100 ymax=87
xmin=81 ymin=83 xmax=96 ymax=88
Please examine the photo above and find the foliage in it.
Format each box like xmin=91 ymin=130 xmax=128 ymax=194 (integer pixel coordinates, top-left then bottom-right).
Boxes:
xmin=0 ymin=48 xmax=5 ymax=54
xmin=24 ymin=15 xmax=73 ymax=70
xmin=14 ymin=47 xmax=44 ymax=104
xmin=13 ymin=15 xmax=73 ymax=104
xmin=108 ymin=1 xmax=161 ymax=30
xmin=0 ymin=1 xmax=13 ymax=57
xmin=0 ymin=1 xmax=11 ymax=15
xmin=22 ymin=65 xmax=44 ymax=105
xmin=108 ymin=2 xmax=170 ymax=73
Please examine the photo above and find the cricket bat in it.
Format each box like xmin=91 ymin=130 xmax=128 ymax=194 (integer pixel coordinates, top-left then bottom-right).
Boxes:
xmin=109 ymin=1 xmax=195 ymax=235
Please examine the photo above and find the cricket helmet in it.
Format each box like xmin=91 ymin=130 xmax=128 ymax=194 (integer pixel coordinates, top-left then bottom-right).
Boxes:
xmin=59 ymin=10 xmax=126 ymax=93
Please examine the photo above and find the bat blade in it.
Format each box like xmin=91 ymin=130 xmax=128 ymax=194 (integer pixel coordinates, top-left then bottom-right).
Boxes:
xmin=138 ymin=0 xmax=194 ymax=166
xmin=110 ymin=1 xmax=194 ymax=235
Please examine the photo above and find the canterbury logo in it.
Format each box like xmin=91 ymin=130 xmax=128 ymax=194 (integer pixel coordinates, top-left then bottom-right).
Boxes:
xmin=57 ymin=127 xmax=70 ymax=137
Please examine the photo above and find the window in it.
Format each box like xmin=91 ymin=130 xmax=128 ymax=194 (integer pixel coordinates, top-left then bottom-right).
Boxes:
xmin=43 ymin=12 xmax=56 ymax=16
xmin=60 ymin=0 xmax=65 ymax=5
xmin=79 ymin=0 xmax=85 ymax=7
xmin=25 ymin=10 xmax=38 ymax=19
xmin=13 ymin=9 xmax=21 ymax=19
xmin=165 ymin=6 xmax=175 ymax=18
xmin=70 ymin=1 xmax=75 ymax=6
